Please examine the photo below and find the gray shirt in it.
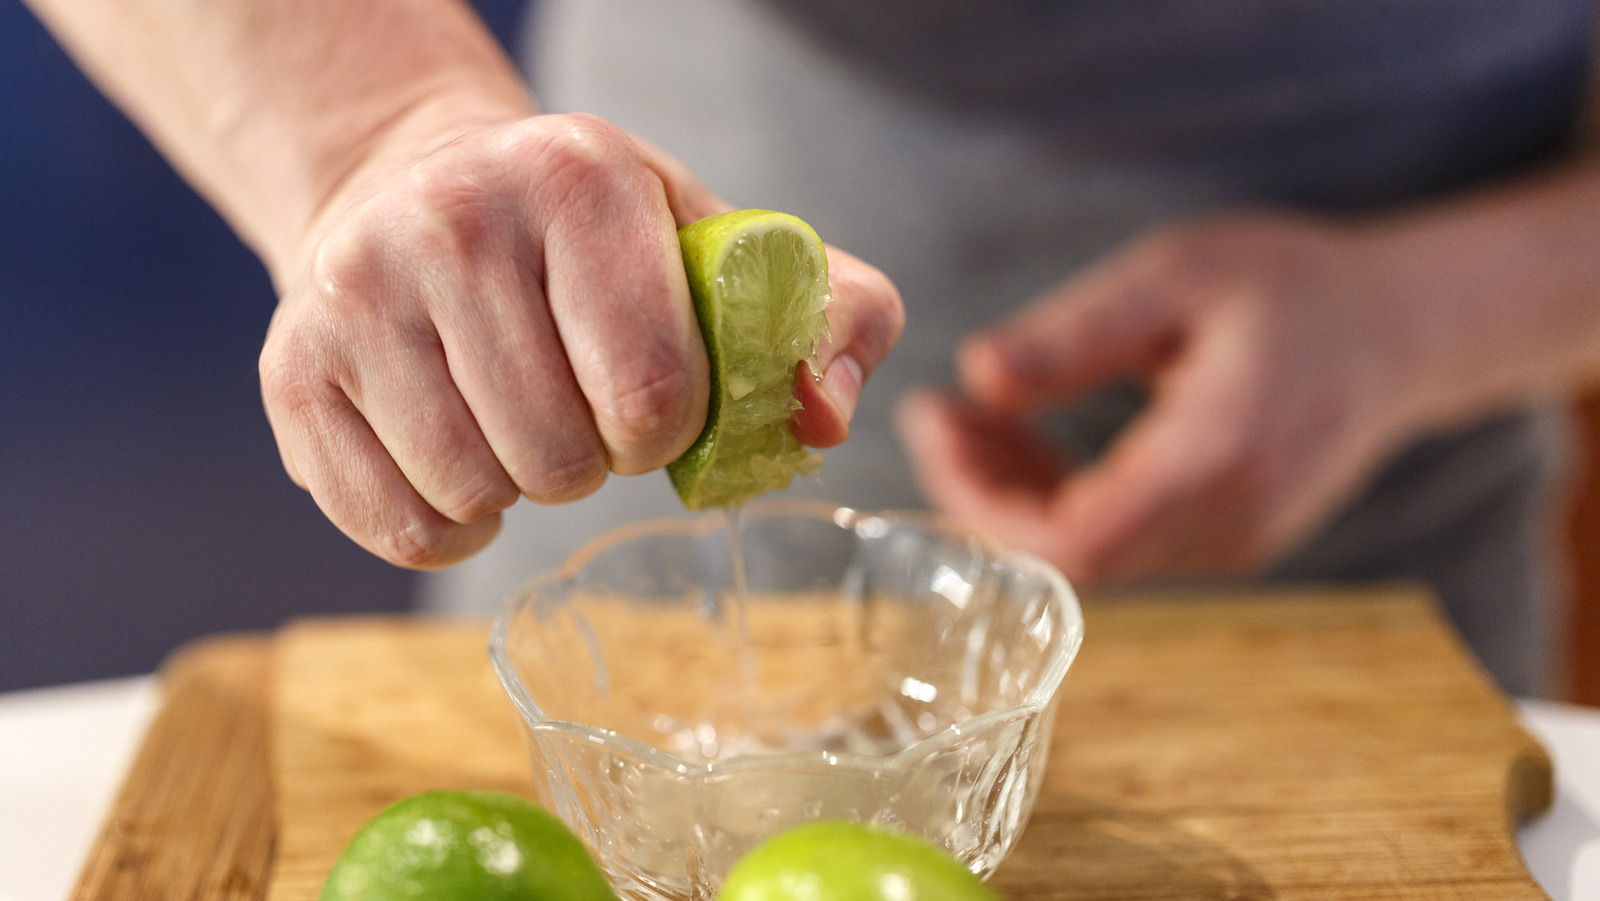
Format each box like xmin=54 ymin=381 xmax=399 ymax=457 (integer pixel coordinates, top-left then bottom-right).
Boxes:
xmin=426 ymin=0 xmax=1596 ymax=695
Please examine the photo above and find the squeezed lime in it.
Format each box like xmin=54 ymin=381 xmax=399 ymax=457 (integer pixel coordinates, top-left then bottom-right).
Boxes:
xmin=668 ymin=210 xmax=831 ymax=510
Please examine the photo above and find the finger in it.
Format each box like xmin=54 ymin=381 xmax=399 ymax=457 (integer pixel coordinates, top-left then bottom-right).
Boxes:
xmin=792 ymin=245 xmax=905 ymax=447
xmin=895 ymin=390 xmax=1071 ymax=556
xmin=791 ymin=356 xmax=859 ymax=448
xmin=340 ymin=318 xmax=523 ymax=526
xmin=265 ymin=374 xmax=502 ymax=568
xmin=1045 ymin=410 xmax=1200 ymax=582
xmin=531 ymin=117 xmax=710 ymax=475
xmin=260 ymin=308 xmax=310 ymax=491
xmin=267 ymin=408 xmax=309 ymax=490
xmin=400 ymin=188 xmax=617 ymax=505
xmin=1044 ymin=333 xmax=1256 ymax=582
xmin=305 ymin=219 xmax=524 ymax=527
xmin=958 ymin=254 xmax=1188 ymax=412
xmin=430 ymin=239 xmax=610 ymax=504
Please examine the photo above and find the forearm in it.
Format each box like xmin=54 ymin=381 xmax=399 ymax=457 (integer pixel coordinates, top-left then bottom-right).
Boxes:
xmin=22 ymin=0 xmax=533 ymax=279
xmin=1363 ymin=140 xmax=1600 ymax=434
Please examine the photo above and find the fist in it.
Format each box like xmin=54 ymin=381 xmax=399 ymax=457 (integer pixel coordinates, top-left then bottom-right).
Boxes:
xmin=261 ymin=113 xmax=902 ymax=568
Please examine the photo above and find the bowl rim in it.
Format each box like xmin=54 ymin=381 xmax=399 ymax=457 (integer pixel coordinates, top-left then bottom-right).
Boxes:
xmin=487 ymin=498 xmax=1085 ymax=777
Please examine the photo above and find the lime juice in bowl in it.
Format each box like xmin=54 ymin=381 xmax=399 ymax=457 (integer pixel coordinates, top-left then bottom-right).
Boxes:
xmin=488 ymin=500 xmax=1083 ymax=901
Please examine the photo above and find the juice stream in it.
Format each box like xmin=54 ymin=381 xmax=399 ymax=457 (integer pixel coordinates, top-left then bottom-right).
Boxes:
xmin=720 ymin=505 xmax=757 ymax=701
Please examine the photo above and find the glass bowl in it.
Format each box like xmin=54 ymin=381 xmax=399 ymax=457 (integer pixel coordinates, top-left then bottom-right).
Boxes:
xmin=489 ymin=499 xmax=1084 ymax=901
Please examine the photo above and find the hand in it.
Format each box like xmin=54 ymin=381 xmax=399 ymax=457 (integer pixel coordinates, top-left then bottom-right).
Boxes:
xmin=897 ymin=213 xmax=1430 ymax=585
xmin=260 ymin=111 xmax=902 ymax=568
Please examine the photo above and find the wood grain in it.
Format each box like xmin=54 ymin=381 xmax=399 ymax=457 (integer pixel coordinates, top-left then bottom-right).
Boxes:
xmin=68 ymin=635 xmax=274 ymax=901
xmin=263 ymin=588 xmax=1552 ymax=901
xmin=997 ymin=590 xmax=1551 ymax=901
xmin=266 ymin=619 xmax=536 ymax=901
xmin=71 ymin=588 xmax=1554 ymax=900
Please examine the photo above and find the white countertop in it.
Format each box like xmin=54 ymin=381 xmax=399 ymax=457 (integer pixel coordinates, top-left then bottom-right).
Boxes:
xmin=0 ymin=678 xmax=159 ymax=901
xmin=2 ymin=680 xmax=1597 ymax=901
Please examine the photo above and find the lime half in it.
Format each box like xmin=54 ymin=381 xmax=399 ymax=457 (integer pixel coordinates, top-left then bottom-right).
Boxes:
xmin=320 ymin=790 xmax=616 ymax=901
xmin=718 ymin=822 xmax=998 ymax=901
xmin=668 ymin=209 xmax=831 ymax=510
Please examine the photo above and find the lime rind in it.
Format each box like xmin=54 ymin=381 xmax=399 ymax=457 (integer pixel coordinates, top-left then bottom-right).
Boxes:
xmin=320 ymin=790 xmax=617 ymax=901
xmin=668 ymin=210 xmax=831 ymax=510
xmin=718 ymin=822 xmax=998 ymax=901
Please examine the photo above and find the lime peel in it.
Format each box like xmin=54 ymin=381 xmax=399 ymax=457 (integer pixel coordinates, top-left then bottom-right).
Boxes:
xmin=320 ymin=790 xmax=617 ymax=901
xmin=717 ymin=821 xmax=998 ymax=901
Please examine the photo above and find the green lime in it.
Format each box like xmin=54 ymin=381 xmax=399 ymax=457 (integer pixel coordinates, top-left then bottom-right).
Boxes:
xmin=668 ymin=209 xmax=831 ymax=510
xmin=320 ymin=790 xmax=616 ymax=901
xmin=718 ymin=822 xmax=998 ymax=901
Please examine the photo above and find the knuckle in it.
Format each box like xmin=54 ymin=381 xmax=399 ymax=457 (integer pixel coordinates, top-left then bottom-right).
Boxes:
xmin=399 ymin=162 xmax=505 ymax=262
xmin=378 ymin=516 xmax=453 ymax=569
xmin=259 ymin=329 xmax=332 ymax=420
xmin=310 ymin=221 xmax=388 ymax=306
xmin=305 ymin=179 xmax=501 ymax=322
xmin=519 ymin=452 xmax=608 ymax=504
xmin=437 ymin=470 xmax=520 ymax=525
xmin=257 ymin=337 xmax=295 ymax=404
xmin=821 ymin=255 xmax=905 ymax=382
xmin=529 ymin=114 xmax=644 ymax=206
xmin=595 ymin=366 xmax=698 ymax=456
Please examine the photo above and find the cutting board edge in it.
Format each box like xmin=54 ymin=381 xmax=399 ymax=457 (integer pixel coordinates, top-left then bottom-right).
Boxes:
xmin=69 ymin=632 xmax=277 ymax=901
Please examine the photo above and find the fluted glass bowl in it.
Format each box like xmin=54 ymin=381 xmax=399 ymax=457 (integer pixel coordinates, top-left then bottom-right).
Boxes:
xmin=489 ymin=499 xmax=1083 ymax=901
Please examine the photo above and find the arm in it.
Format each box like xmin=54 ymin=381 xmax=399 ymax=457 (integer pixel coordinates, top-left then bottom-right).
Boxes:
xmin=22 ymin=0 xmax=531 ymax=277
xmin=1368 ymin=145 xmax=1600 ymax=432
xmin=899 ymin=82 xmax=1600 ymax=583
xmin=23 ymin=0 xmax=904 ymax=567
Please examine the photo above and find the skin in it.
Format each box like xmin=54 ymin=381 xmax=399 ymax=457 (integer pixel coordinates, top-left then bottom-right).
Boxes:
xmin=897 ymin=108 xmax=1600 ymax=586
xmin=22 ymin=0 xmax=904 ymax=568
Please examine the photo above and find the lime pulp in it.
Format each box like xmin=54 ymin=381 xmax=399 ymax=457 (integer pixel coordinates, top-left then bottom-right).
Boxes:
xmin=667 ymin=210 xmax=831 ymax=510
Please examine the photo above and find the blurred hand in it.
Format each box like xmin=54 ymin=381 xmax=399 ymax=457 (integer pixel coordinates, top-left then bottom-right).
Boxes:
xmin=897 ymin=213 xmax=1428 ymax=586
xmin=260 ymin=111 xmax=902 ymax=568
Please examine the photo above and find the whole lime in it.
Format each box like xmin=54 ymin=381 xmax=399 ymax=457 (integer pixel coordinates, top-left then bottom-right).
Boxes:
xmin=320 ymin=790 xmax=616 ymax=901
xmin=718 ymin=822 xmax=998 ymax=901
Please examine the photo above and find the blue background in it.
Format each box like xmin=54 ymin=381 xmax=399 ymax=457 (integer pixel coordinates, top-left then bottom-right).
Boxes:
xmin=0 ymin=0 xmax=529 ymax=690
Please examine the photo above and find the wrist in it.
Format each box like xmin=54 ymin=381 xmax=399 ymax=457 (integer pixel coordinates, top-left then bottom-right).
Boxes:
xmin=1354 ymin=164 xmax=1600 ymax=437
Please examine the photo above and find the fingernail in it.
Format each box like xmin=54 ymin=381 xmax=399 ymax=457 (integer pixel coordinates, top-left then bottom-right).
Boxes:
xmin=823 ymin=354 xmax=863 ymax=422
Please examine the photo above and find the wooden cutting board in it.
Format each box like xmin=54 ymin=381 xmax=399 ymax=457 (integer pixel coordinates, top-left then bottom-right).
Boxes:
xmin=70 ymin=588 xmax=1556 ymax=901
